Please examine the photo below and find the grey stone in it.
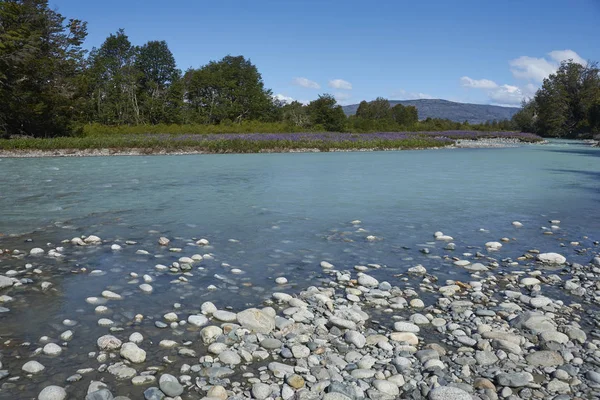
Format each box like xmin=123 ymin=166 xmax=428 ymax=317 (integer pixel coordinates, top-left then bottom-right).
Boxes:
xmin=357 ymin=274 xmax=379 ymax=287
xmin=236 ymin=308 xmax=275 ymax=334
xmin=159 ymin=374 xmax=183 ymax=397
xmin=38 ymin=386 xmax=67 ymax=400
xmin=143 ymin=387 xmax=165 ymax=400
xmin=86 ymin=389 xmax=114 ymax=400
xmin=22 ymin=360 xmax=45 ymax=374
xmin=344 ymin=330 xmax=366 ymax=348
xmin=525 ymin=350 xmax=564 ymax=367
xmin=219 ymin=350 xmax=241 ymax=365
xmin=252 ymin=382 xmax=271 ymax=399
xmin=120 ymin=342 xmax=146 ymax=363
xmin=0 ymin=276 xmax=14 ymax=290
xmin=428 ymin=386 xmax=472 ymax=400
xmin=260 ymin=338 xmax=282 ymax=349
xmin=496 ymin=372 xmax=534 ymax=387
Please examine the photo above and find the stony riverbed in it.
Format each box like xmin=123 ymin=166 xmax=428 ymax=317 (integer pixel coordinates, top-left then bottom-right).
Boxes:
xmin=1 ymin=219 xmax=600 ymax=400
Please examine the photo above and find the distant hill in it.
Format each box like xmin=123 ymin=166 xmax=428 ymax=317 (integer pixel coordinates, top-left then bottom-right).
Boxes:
xmin=342 ymin=99 xmax=520 ymax=124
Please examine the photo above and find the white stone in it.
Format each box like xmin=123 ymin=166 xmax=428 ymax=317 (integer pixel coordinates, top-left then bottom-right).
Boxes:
xmin=275 ymin=277 xmax=288 ymax=284
xmin=84 ymin=235 xmax=102 ymax=244
xmin=97 ymin=335 xmax=122 ymax=350
xmin=120 ymin=342 xmax=146 ymax=363
xmin=43 ymin=343 xmax=62 ymax=356
xmin=129 ymin=332 xmax=143 ymax=344
xmin=512 ymin=221 xmax=523 ymax=227
xmin=357 ymin=274 xmax=379 ymax=287
xmin=38 ymin=385 xmax=67 ymax=400
xmin=201 ymin=301 xmax=217 ymax=315
xmin=537 ymin=253 xmax=566 ymax=265
xmin=22 ymin=360 xmax=45 ymax=374
xmin=485 ymin=241 xmax=502 ymax=250
xmin=139 ymin=284 xmax=153 ymax=293
xmin=320 ymin=261 xmax=334 ymax=269
xmin=188 ymin=314 xmax=209 ymax=327
xmin=30 ymin=248 xmax=45 ymax=255
xmin=101 ymin=290 xmax=122 ymax=300
xmin=111 ymin=244 xmax=122 ymax=250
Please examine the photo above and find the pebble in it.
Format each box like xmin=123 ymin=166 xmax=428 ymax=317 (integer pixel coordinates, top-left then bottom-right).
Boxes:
xmin=22 ymin=360 xmax=45 ymax=374
xmin=38 ymin=386 xmax=67 ymax=400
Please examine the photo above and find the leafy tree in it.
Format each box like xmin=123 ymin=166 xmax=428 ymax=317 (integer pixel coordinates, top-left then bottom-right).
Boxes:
xmin=306 ymin=94 xmax=347 ymax=131
xmin=355 ymin=97 xmax=391 ymax=120
xmin=135 ymin=40 xmax=182 ymax=124
xmin=0 ymin=0 xmax=87 ymax=137
xmin=86 ymin=29 xmax=140 ymax=125
xmin=282 ymin=101 xmax=310 ymax=127
xmin=516 ymin=60 xmax=600 ymax=137
xmin=184 ymin=55 xmax=273 ymax=124
xmin=391 ymin=104 xmax=418 ymax=126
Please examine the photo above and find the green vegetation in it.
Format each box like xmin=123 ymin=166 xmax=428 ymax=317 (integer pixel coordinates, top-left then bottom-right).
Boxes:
xmin=1 ymin=0 xmax=526 ymax=143
xmin=512 ymin=61 xmax=600 ymax=138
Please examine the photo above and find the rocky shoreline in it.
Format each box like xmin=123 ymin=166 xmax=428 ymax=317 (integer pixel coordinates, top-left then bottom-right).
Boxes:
xmin=1 ymin=220 xmax=600 ymax=400
xmin=0 ymin=139 xmax=541 ymax=158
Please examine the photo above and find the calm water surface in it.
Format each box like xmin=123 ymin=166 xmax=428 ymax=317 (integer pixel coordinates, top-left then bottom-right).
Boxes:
xmin=0 ymin=140 xmax=599 ymax=397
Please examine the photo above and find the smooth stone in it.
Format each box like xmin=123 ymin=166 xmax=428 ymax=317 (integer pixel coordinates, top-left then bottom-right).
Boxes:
xmin=188 ymin=314 xmax=209 ymax=327
xmin=357 ymin=274 xmax=379 ymax=287
xmin=85 ymin=389 xmax=114 ymax=400
xmin=286 ymin=374 xmax=305 ymax=389
xmin=200 ymin=326 xmax=223 ymax=344
xmin=496 ymin=372 xmax=534 ymax=387
xmin=344 ymin=330 xmax=366 ymax=348
xmin=38 ymin=386 xmax=67 ymax=400
xmin=129 ymin=332 xmax=143 ymax=344
xmin=207 ymin=385 xmax=227 ymax=400
xmin=428 ymin=386 xmax=472 ymax=400
xmin=373 ymin=380 xmax=399 ymax=396
xmin=525 ymin=350 xmax=564 ymax=367
xmin=143 ymin=387 xmax=165 ymax=400
xmin=252 ymin=382 xmax=271 ymax=399
xmin=22 ymin=360 xmax=45 ymax=374
xmin=394 ymin=321 xmax=420 ymax=333
xmin=390 ymin=332 xmax=419 ymax=345
xmin=159 ymin=374 xmax=184 ymax=397
xmin=213 ymin=310 xmax=237 ymax=322
xmin=260 ymin=338 xmax=283 ymax=349
xmin=97 ymin=335 xmax=122 ymax=350
xmin=236 ymin=308 xmax=275 ymax=334
xmin=537 ymin=253 xmax=566 ymax=264
xmin=43 ymin=343 xmax=62 ymax=356
xmin=120 ymin=342 xmax=146 ymax=363
xmin=139 ymin=284 xmax=153 ymax=293
xmin=219 ymin=350 xmax=241 ymax=365
xmin=102 ymin=290 xmax=122 ymax=300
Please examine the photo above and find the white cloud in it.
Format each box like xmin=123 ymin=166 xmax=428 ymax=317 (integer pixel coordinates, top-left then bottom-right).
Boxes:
xmin=390 ymin=89 xmax=434 ymax=100
xmin=548 ymin=50 xmax=587 ymax=66
xmin=487 ymin=84 xmax=525 ymax=106
xmin=328 ymin=79 xmax=352 ymax=90
xmin=273 ymin=94 xmax=294 ymax=104
xmin=333 ymin=92 xmax=352 ymax=104
xmin=460 ymin=76 xmax=498 ymax=89
xmin=509 ymin=49 xmax=586 ymax=82
xmin=292 ymin=77 xmax=320 ymax=89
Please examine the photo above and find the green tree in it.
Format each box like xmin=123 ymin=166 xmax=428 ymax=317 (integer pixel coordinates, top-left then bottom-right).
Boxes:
xmin=0 ymin=0 xmax=87 ymax=137
xmin=391 ymin=104 xmax=418 ymax=126
xmin=356 ymin=97 xmax=391 ymax=120
xmin=86 ymin=29 xmax=140 ymax=125
xmin=184 ymin=55 xmax=273 ymax=124
xmin=282 ymin=101 xmax=310 ymax=127
xmin=306 ymin=94 xmax=347 ymax=131
xmin=526 ymin=60 xmax=600 ymax=137
xmin=135 ymin=40 xmax=182 ymax=124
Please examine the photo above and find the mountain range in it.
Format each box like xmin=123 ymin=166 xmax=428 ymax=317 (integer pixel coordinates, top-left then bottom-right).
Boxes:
xmin=342 ymin=99 xmax=520 ymax=124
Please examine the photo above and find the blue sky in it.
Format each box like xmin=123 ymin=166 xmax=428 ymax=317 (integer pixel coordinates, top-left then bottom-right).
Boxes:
xmin=52 ymin=0 xmax=599 ymax=107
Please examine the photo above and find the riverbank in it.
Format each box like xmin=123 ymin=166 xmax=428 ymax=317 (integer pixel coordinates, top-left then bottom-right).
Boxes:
xmin=0 ymin=132 xmax=542 ymax=158
xmin=1 ymin=218 xmax=599 ymax=400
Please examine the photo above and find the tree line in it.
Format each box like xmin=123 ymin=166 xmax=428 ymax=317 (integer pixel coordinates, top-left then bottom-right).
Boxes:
xmin=3 ymin=0 xmax=576 ymax=139
xmin=512 ymin=61 xmax=600 ymax=138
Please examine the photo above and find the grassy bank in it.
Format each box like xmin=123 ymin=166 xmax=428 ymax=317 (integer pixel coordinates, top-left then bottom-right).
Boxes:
xmin=0 ymin=131 xmax=543 ymax=154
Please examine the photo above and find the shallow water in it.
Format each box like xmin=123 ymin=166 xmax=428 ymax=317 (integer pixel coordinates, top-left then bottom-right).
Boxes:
xmin=0 ymin=140 xmax=599 ymax=397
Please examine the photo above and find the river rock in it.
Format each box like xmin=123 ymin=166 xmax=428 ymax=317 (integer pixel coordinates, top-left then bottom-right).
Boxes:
xmin=139 ymin=284 xmax=153 ymax=293
xmin=213 ymin=310 xmax=237 ymax=322
xmin=496 ymin=372 xmax=534 ymax=387
xmin=236 ymin=308 xmax=275 ymax=334
xmin=85 ymin=389 xmax=114 ymax=400
xmin=0 ymin=276 xmax=14 ymax=290
xmin=525 ymin=350 xmax=564 ymax=366
xmin=357 ymin=274 xmax=379 ymax=287
xmin=120 ymin=342 xmax=146 ymax=363
xmin=85 ymin=235 xmax=102 ymax=244
xmin=22 ymin=360 xmax=45 ymax=374
xmin=219 ymin=350 xmax=241 ymax=365
xmin=200 ymin=326 xmax=223 ymax=344
xmin=143 ymin=387 xmax=165 ymax=400
xmin=207 ymin=385 xmax=227 ymax=400
xmin=510 ymin=311 xmax=555 ymax=334
xmin=485 ymin=241 xmax=502 ymax=250
xmin=373 ymin=379 xmax=399 ymax=396
xmin=344 ymin=330 xmax=366 ymax=348
xmin=428 ymin=386 xmax=471 ymax=400
xmin=188 ymin=314 xmax=209 ymax=327
xmin=159 ymin=374 xmax=183 ymax=397
xmin=43 ymin=343 xmax=62 ymax=356
xmin=537 ymin=252 xmax=566 ymax=264
xmin=252 ymin=382 xmax=271 ymax=399
xmin=38 ymin=386 xmax=67 ymax=400
xmin=394 ymin=321 xmax=420 ymax=333
xmin=97 ymin=335 xmax=122 ymax=350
